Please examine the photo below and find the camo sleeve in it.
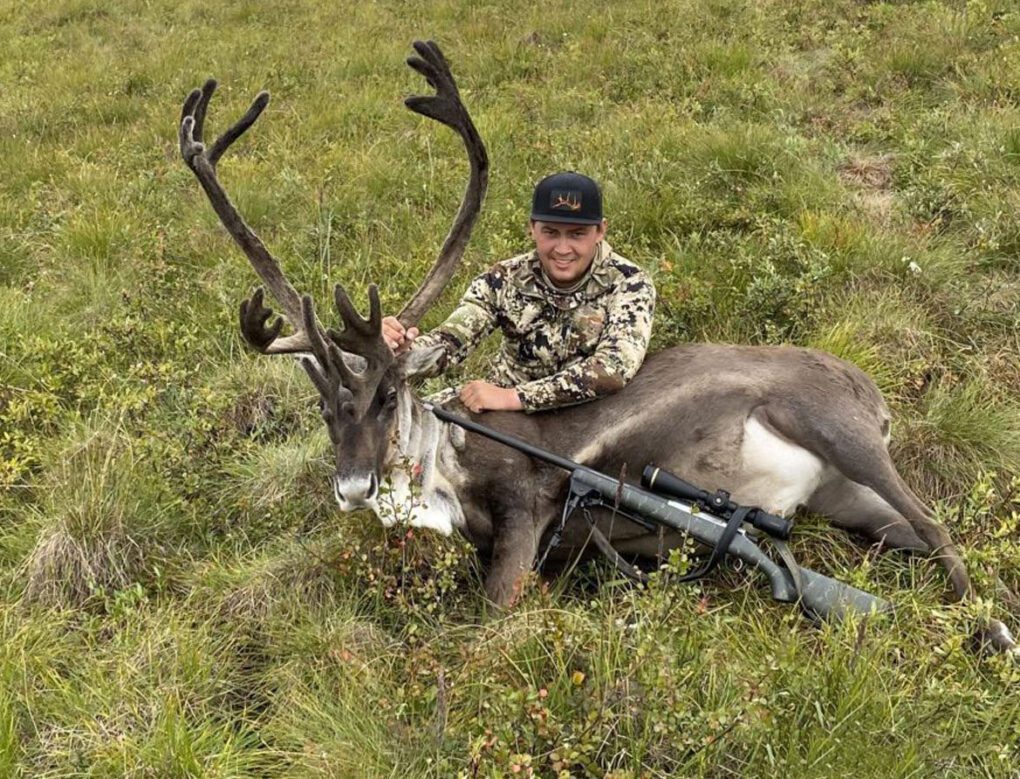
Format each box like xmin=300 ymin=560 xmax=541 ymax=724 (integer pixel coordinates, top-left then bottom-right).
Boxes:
xmin=404 ymin=271 xmax=499 ymax=378
xmin=516 ymin=273 xmax=656 ymax=412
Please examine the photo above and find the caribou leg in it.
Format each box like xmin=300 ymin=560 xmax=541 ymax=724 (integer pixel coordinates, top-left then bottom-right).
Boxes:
xmin=485 ymin=510 xmax=545 ymax=607
xmin=758 ymin=404 xmax=973 ymax=601
xmin=756 ymin=403 xmax=1016 ymax=652
xmin=840 ymin=467 xmax=1017 ymax=653
xmin=833 ymin=458 xmax=971 ymax=601
xmin=806 ymin=476 xmax=928 ymax=553
xmin=483 ymin=481 xmax=566 ymax=608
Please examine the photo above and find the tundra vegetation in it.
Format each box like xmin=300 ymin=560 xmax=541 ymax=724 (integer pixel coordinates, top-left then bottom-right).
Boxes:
xmin=1 ymin=0 xmax=1019 ymax=776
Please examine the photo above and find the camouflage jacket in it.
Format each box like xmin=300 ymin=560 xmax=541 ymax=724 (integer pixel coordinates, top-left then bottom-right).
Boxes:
xmin=410 ymin=241 xmax=655 ymax=412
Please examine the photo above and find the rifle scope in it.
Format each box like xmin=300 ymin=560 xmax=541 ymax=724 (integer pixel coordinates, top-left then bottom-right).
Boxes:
xmin=641 ymin=464 xmax=793 ymax=540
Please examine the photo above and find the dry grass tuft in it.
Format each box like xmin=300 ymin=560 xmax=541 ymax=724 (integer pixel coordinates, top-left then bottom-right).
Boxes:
xmin=839 ymin=154 xmax=896 ymax=191
xmin=839 ymin=153 xmax=897 ymax=224
xmin=22 ymin=527 xmax=143 ymax=608
xmin=17 ymin=418 xmax=169 ymax=609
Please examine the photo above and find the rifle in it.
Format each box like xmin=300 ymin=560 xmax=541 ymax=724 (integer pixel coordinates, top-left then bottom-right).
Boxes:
xmin=426 ymin=404 xmax=891 ymax=622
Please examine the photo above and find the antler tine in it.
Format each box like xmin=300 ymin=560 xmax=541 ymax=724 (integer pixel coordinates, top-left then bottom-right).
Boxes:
xmin=239 ymin=288 xmax=284 ymax=352
xmin=298 ymin=351 xmax=356 ymax=411
xmin=180 ymin=88 xmax=203 ymax=141
xmin=299 ymin=354 xmax=333 ymax=401
xmin=209 ymin=91 xmax=270 ymax=166
xmin=179 ymin=80 xmax=218 ymax=164
xmin=397 ymin=40 xmax=489 ymax=328
xmin=327 ymin=285 xmax=393 ymax=367
xmin=179 ymin=81 xmax=316 ymax=340
xmin=301 ymin=295 xmax=359 ymax=389
xmin=366 ymin=283 xmax=382 ymax=332
xmin=193 ymin=79 xmax=216 ymax=144
xmin=331 ymin=284 xmax=379 ymax=336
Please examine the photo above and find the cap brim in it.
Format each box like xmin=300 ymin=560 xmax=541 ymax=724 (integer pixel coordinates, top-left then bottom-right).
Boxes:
xmin=529 ymin=212 xmax=603 ymax=225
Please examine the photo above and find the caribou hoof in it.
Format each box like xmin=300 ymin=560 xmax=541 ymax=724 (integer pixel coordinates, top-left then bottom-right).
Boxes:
xmin=972 ymin=619 xmax=1018 ymax=655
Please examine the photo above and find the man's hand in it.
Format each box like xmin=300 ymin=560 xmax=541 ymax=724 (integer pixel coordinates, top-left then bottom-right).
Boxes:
xmin=460 ymin=381 xmax=523 ymax=414
xmin=382 ymin=316 xmax=420 ymax=354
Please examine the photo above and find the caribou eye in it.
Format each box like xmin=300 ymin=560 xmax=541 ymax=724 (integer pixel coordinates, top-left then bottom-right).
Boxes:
xmin=377 ymin=387 xmax=399 ymax=414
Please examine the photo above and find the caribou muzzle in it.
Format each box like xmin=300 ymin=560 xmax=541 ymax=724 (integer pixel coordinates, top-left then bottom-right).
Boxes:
xmin=331 ymin=471 xmax=379 ymax=510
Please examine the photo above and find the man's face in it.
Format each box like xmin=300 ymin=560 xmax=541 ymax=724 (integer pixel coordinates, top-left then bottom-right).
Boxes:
xmin=530 ymin=219 xmax=607 ymax=288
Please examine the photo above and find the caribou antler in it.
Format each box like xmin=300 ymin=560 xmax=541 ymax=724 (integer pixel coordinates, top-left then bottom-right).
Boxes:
xmin=326 ymin=284 xmax=389 ymax=363
xmin=181 ymin=39 xmax=486 ymax=365
xmin=397 ymin=40 xmax=489 ymax=328
xmin=180 ymin=80 xmax=317 ymax=355
xmin=299 ymin=284 xmax=394 ymax=411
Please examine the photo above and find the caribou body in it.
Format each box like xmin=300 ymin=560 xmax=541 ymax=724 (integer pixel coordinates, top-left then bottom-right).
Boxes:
xmin=179 ymin=41 xmax=1016 ymax=652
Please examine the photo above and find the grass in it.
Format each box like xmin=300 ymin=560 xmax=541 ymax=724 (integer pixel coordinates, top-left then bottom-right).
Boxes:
xmin=2 ymin=0 xmax=1020 ymax=775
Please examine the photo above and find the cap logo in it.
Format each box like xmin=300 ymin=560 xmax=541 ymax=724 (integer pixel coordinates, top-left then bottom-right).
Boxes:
xmin=550 ymin=189 xmax=582 ymax=212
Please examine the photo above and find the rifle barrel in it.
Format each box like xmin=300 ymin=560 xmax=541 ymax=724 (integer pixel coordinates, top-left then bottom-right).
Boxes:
xmin=426 ymin=403 xmax=582 ymax=472
xmin=572 ymin=469 xmax=891 ymax=619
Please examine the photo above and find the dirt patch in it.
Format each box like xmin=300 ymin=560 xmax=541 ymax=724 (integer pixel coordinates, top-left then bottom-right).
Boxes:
xmin=773 ymin=47 xmax=835 ymax=86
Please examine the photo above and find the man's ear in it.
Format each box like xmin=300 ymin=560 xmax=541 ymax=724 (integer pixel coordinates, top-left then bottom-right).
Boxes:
xmin=397 ymin=342 xmax=446 ymax=380
xmin=596 ymin=218 xmax=608 ymax=240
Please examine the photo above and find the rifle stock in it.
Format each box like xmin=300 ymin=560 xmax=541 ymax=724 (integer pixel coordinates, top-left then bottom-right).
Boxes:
xmin=570 ymin=469 xmax=891 ymax=620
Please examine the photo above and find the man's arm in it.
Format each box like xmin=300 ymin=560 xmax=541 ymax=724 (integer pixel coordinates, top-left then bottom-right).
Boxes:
xmin=516 ymin=274 xmax=656 ymax=412
xmin=459 ymin=379 xmax=522 ymax=412
xmin=392 ymin=270 xmax=500 ymax=380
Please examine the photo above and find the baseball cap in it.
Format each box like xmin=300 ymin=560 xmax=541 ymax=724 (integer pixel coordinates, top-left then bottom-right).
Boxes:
xmin=530 ymin=171 xmax=603 ymax=225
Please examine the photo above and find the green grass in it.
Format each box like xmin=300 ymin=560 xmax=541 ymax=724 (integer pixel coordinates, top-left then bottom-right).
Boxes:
xmin=2 ymin=0 xmax=1020 ymax=775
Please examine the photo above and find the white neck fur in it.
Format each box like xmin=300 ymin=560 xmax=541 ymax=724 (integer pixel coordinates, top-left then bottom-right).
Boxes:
xmin=371 ymin=385 xmax=466 ymax=535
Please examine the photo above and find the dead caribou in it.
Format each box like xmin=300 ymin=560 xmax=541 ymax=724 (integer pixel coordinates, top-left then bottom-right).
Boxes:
xmin=178 ymin=41 xmax=1016 ymax=652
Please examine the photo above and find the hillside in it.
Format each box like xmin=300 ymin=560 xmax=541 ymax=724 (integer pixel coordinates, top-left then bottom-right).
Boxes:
xmin=1 ymin=1 xmax=1018 ymax=776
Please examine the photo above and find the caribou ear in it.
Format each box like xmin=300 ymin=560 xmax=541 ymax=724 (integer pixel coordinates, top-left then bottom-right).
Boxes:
xmin=396 ymin=342 xmax=447 ymax=380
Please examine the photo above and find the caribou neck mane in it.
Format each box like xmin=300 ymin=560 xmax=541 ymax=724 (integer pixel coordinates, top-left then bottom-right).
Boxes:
xmin=373 ymin=383 xmax=469 ymax=535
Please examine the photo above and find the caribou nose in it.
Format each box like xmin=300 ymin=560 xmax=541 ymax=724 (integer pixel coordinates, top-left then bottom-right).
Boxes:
xmin=331 ymin=472 xmax=379 ymax=508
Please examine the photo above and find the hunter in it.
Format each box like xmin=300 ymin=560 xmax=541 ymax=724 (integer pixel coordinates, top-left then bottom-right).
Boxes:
xmin=383 ymin=171 xmax=656 ymax=413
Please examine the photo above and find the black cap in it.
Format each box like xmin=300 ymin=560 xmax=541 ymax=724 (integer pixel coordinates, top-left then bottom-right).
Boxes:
xmin=530 ymin=171 xmax=603 ymax=225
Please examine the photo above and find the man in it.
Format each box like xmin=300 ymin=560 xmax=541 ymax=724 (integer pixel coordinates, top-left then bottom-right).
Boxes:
xmin=383 ymin=171 xmax=656 ymax=413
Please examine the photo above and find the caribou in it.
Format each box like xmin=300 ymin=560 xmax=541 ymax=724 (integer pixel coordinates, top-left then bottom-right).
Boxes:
xmin=179 ymin=41 xmax=1016 ymax=652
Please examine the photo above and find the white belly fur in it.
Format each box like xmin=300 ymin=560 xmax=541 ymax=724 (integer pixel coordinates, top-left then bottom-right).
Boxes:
xmin=736 ymin=416 xmax=826 ymax=515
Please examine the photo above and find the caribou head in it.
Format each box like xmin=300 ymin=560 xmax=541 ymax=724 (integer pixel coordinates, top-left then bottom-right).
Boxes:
xmin=279 ymin=286 xmax=398 ymax=510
